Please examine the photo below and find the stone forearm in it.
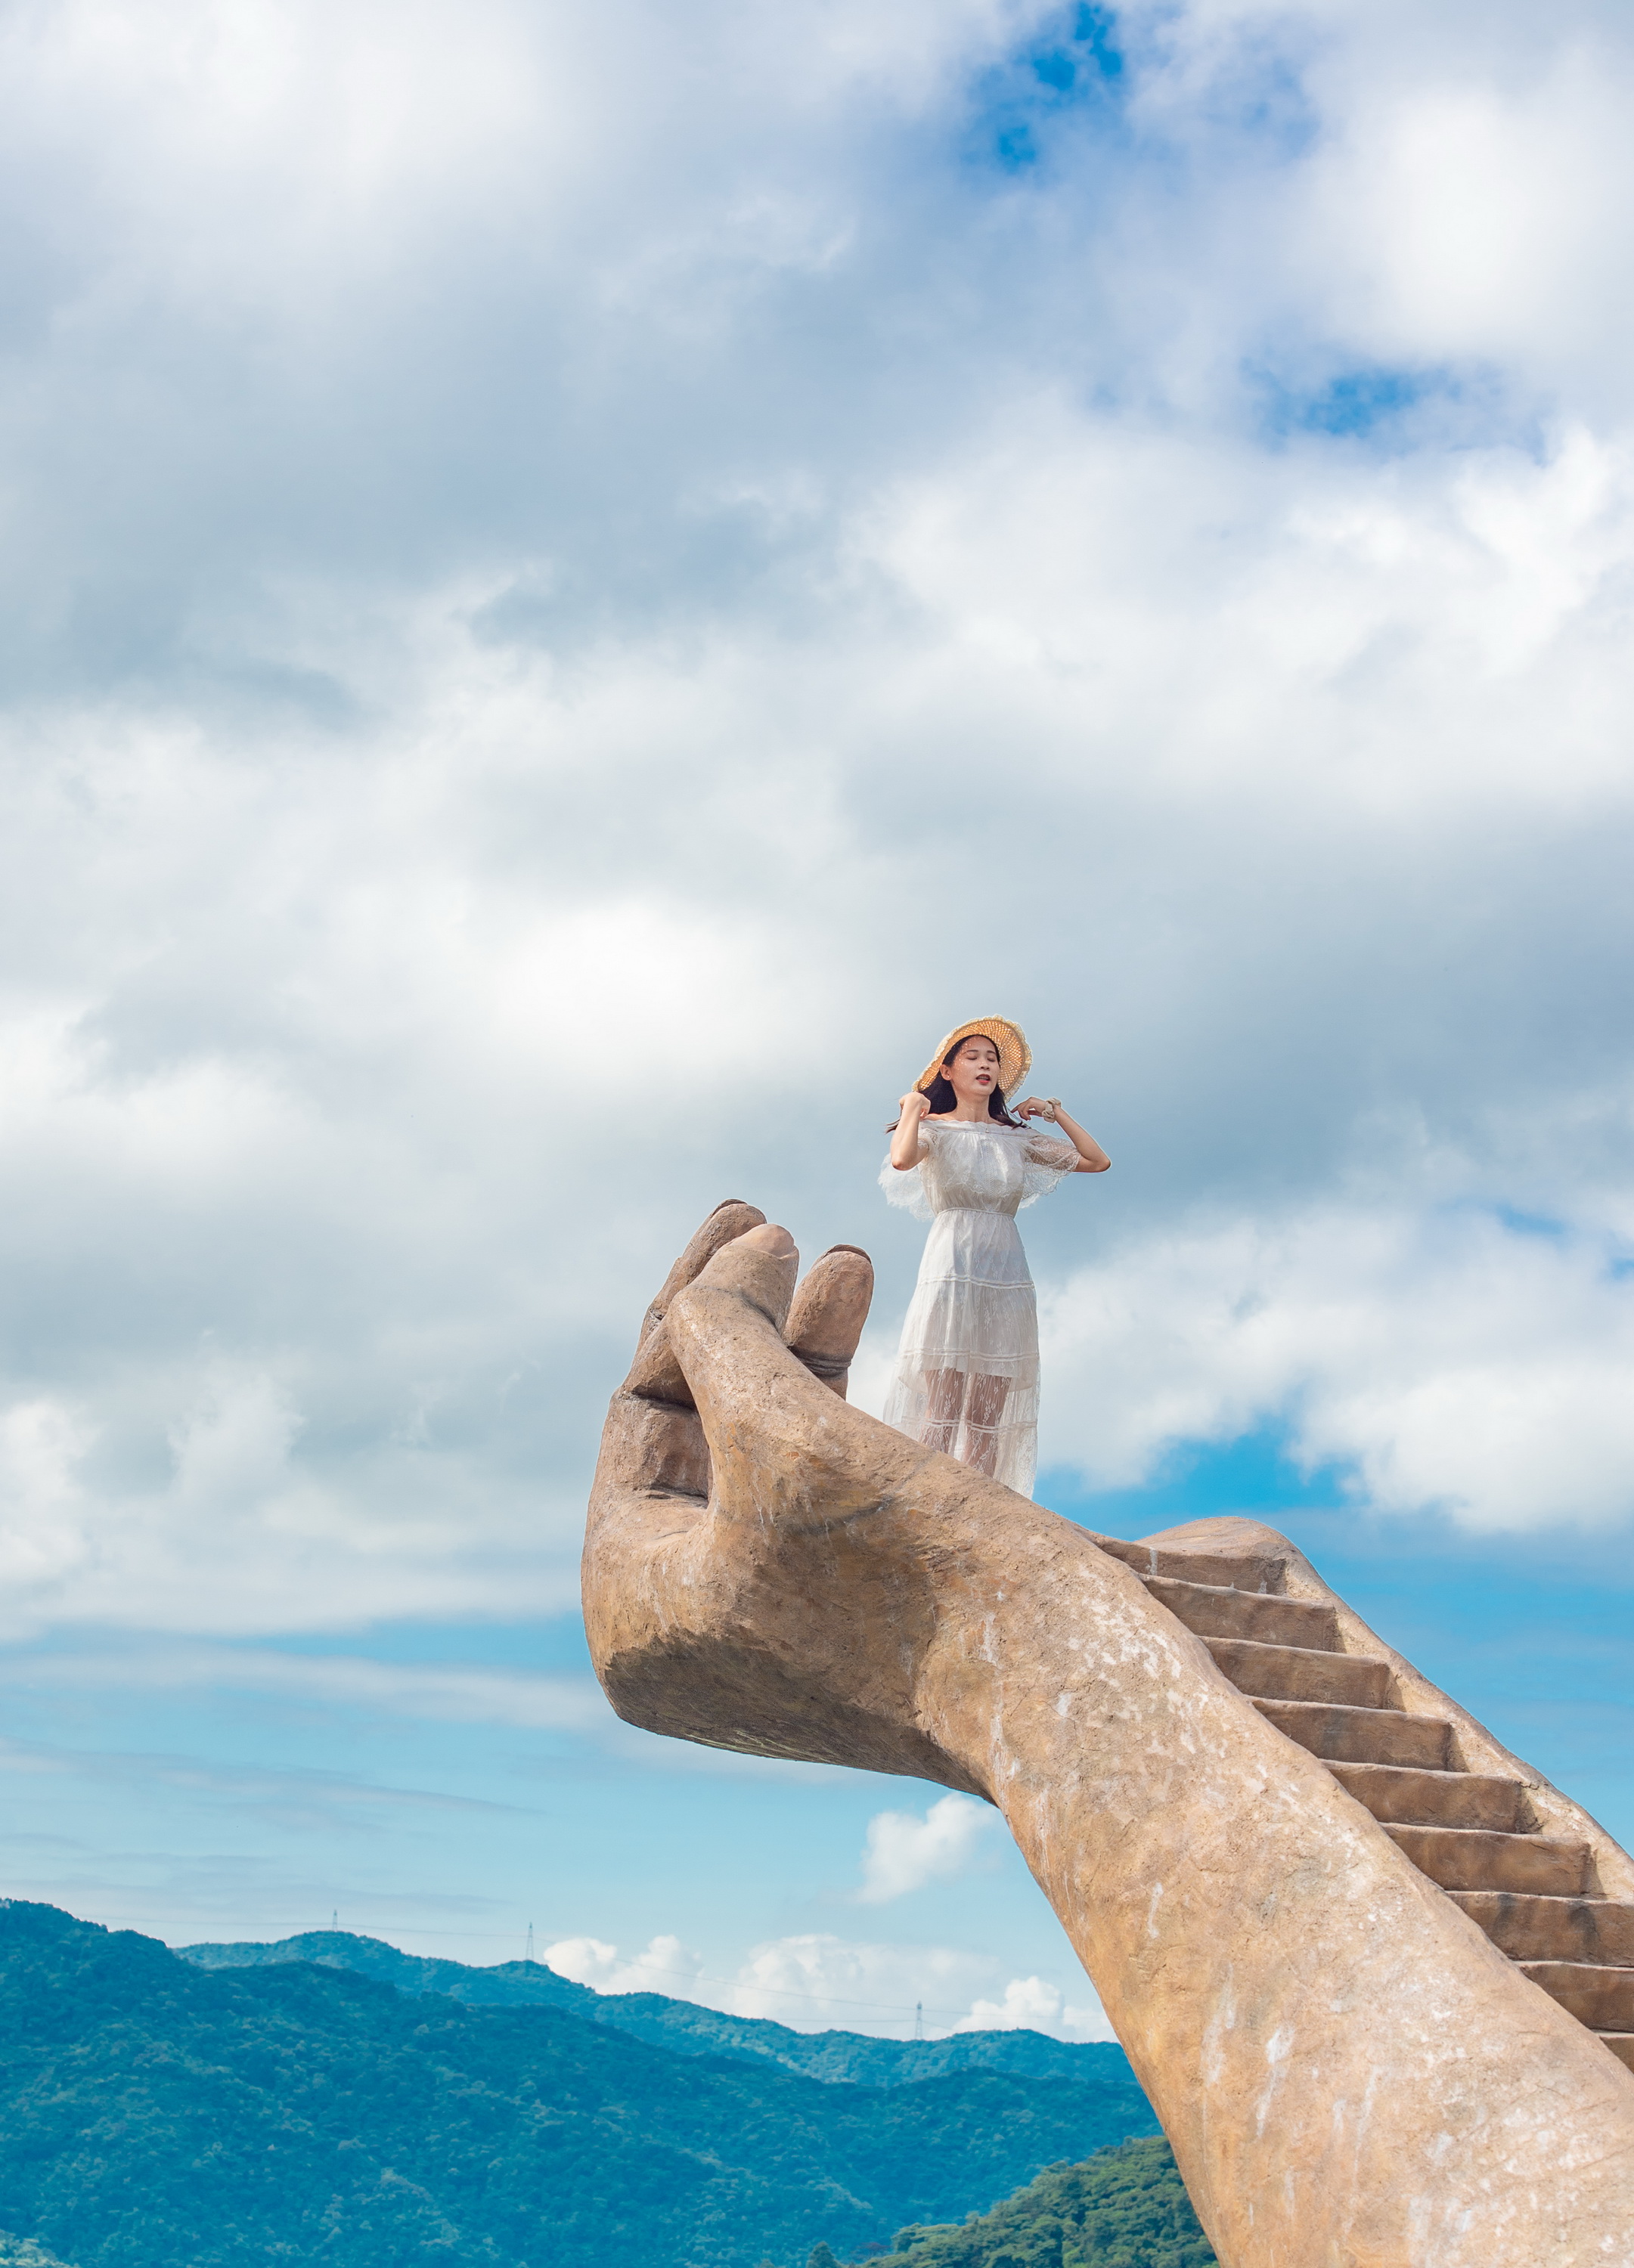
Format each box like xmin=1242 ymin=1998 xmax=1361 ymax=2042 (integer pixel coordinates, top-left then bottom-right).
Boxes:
xmin=584 ymin=1216 xmax=1634 ymax=2268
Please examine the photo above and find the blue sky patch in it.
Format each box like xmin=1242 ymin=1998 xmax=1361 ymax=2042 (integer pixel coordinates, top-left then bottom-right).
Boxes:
xmin=971 ymin=2 xmax=1127 ymax=174
xmin=1256 ymin=364 xmax=1453 ymax=440
xmin=1042 ymin=1420 xmax=1355 ymax=1535
xmin=1250 ymin=358 xmax=1530 ymax=454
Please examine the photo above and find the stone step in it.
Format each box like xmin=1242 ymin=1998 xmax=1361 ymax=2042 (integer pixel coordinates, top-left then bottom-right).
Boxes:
xmin=1450 ymin=1892 xmax=1634 ymax=1967
xmin=1117 ymin=1531 xmax=1634 ymax=2077
xmin=1210 ymin=1637 xmax=1393 ymax=1709
xmin=1146 ymin=1576 xmax=1340 ymax=1653
xmin=1520 ymin=1963 xmax=1634 ymax=2031
xmin=1386 ymin=1824 xmax=1590 ymax=1897
xmin=1093 ymin=1537 xmax=1276 ymax=1592
xmin=1254 ymin=1697 xmax=1453 ymax=1769
xmin=1327 ymin=1761 xmax=1523 ymax=1833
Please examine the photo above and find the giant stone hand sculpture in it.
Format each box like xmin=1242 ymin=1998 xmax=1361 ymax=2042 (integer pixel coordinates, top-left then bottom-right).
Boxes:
xmin=583 ymin=1204 xmax=1634 ymax=2268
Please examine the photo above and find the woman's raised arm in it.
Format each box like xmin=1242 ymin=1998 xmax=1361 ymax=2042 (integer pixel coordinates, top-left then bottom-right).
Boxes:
xmin=1015 ymin=1096 xmax=1110 ymax=1173
xmin=889 ymin=1089 xmax=932 ymax=1170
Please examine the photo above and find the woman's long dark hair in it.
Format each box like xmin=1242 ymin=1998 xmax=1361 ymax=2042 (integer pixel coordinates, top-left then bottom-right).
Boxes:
xmin=888 ymin=1047 xmax=1023 ymax=1130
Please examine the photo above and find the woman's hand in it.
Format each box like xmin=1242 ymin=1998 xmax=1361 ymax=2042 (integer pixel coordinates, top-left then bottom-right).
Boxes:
xmin=898 ymin=1089 xmax=931 ymax=1123
xmin=1015 ymin=1095 xmax=1058 ymax=1121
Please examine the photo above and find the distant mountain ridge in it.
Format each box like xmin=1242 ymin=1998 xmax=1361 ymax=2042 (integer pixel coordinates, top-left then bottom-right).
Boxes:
xmin=178 ymin=1929 xmax=1121 ymax=2087
xmin=0 ymin=1901 xmax=1158 ymax=2267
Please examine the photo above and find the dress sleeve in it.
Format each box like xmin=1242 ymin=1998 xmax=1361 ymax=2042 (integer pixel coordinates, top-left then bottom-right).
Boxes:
xmin=1019 ymin=1135 xmax=1078 ymax=1207
xmin=879 ymin=1145 xmax=934 ymax=1222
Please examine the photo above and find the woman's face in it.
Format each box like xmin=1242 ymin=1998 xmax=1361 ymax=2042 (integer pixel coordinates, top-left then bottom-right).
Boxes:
xmin=944 ymin=1036 xmax=1002 ymax=1108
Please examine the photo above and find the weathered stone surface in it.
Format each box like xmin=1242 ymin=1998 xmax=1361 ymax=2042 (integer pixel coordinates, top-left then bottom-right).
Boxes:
xmin=582 ymin=1207 xmax=1634 ymax=2268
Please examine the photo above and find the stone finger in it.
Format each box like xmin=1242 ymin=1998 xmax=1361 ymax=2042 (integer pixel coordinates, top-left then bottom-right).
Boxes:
xmin=684 ymin=1222 xmax=800 ymax=1336
xmin=634 ymin=1199 xmax=766 ymax=1355
xmin=786 ymin=1245 xmax=874 ymax=1399
xmin=622 ymin=1200 xmax=767 ymax=1408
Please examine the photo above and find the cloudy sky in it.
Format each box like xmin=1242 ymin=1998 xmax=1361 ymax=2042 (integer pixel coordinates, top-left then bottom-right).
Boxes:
xmin=0 ymin=0 xmax=1630 ymax=2039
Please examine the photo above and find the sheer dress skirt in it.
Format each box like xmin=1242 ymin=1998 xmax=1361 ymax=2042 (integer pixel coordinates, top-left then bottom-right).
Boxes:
xmin=882 ymin=1208 xmax=1041 ymax=1495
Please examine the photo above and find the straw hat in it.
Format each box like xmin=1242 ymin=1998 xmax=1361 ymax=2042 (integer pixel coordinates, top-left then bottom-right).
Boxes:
xmin=914 ymin=1017 xmax=1032 ymax=1101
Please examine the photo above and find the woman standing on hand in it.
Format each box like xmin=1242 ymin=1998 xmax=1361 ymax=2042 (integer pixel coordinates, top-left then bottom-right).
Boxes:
xmin=881 ymin=1018 xmax=1109 ymax=1499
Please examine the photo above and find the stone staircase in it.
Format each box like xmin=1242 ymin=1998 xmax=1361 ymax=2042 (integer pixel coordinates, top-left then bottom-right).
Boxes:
xmin=1102 ymin=1541 xmax=1634 ymax=2074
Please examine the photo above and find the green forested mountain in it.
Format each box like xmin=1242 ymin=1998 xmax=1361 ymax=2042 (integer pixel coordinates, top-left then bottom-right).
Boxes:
xmin=181 ymin=1929 xmax=1122 ymax=2087
xmin=0 ymin=1903 xmax=1159 ymax=2268
xmin=864 ymin=2139 xmax=1216 ymax=2268
xmin=0 ymin=2237 xmax=76 ymax=2268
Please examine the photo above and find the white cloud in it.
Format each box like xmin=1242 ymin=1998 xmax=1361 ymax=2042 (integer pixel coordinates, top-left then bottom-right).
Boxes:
xmin=168 ymin=1365 xmax=303 ymax=1511
xmin=954 ymin=1974 xmax=1111 ymax=2042
xmin=1038 ymin=1184 xmax=1634 ymax=1530
xmin=0 ymin=1643 xmax=608 ymax=1731
xmin=0 ymin=0 xmax=1626 ymax=1661
xmin=0 ymin=1399 xmax=93 ymax=1592
xmin=544 ymin=1932 xmax=707 ymax=1997
xmin=2 ymin=0 xmax=1630 ymax=2030
xmin=1294 ymin=36 xmax=1634 ymax=385
xmin=730 ymin=1933 xmax=1000 ymax=2031
xmin=543 ymin=1926 xmax=1113 ymax=2040
xmin=855 ymin=1793 xmax=1000 ymax=1903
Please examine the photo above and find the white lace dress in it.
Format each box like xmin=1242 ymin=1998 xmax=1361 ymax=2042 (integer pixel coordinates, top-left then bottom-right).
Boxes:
xmin=879 ymin=1120 xmax=1078 ymax=1498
